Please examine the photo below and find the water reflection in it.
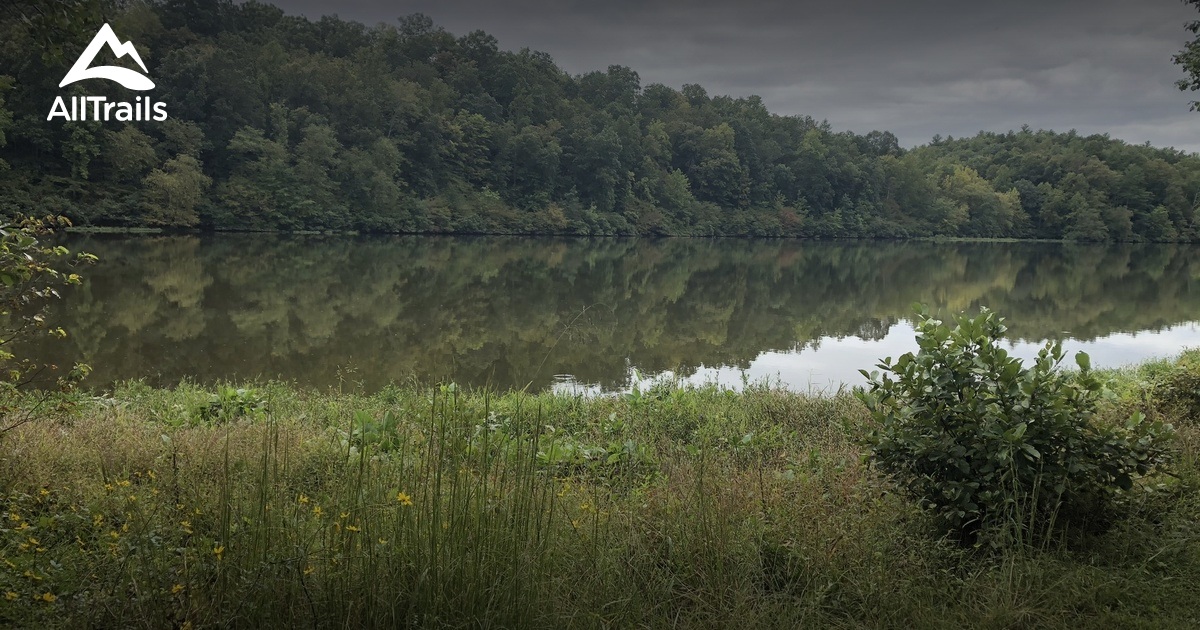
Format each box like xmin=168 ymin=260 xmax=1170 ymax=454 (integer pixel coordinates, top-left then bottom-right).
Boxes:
xmin=31 ymin=235 xmax=1200 ymax=392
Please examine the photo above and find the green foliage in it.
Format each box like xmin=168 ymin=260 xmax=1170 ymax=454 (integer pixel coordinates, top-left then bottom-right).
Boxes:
xmin=141 ymin=154 xmax=212 ymax=227
xmin=1 ymin=4 xmax=1197 ymax=239
xmin=1176 ymin=0 xmax=1200 ymax=110
xmin=0 ymin=216 xmax=94 ymax=433
xmin=340 ymin=409 xmax=404 ymax=454
xmin=195 ymin=386 xmax=267 ymax=424
xmin=857 ymin=306 xmax=1173 ymax=545
xmin=1147 ymin=349 xmax=1200 ymax=420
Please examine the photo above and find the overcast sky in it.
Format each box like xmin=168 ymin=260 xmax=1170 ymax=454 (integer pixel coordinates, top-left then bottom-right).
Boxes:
xmin=268 ymin=0 xmax=1200 ymax=152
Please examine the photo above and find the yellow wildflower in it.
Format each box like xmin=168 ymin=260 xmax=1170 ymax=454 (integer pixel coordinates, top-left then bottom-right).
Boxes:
xmin=312 ymin=506 xmax=323 ymax=517
xmin=15 ymin=522 xmax=29 ymax=532
xmin=35 ymin=548 xmax=45 ymax=554
xmin=38 ymin=489 xmax=49 ymax=497
xmin=39 ymin=592 xmax=55 ymax=603
xmin=147 ymin=470 xmax=156 ymax=480
xmin=4 ymin=592 xmax=17 ymax=601
xmin=346 ymin=525 xmax=361 ymax=533
xmin=339 ymin=512 xmax=349 ymax=520
xmin=378 ymin=538 xmax=388 ymax=545
xmin=7 ymin=513 xmax=18 ymax=522
xmin=109 ymin=531 xmax=119 ymax=539
xmin=121 ymin=523 xmax=130 ymax=533
xmin=396 ymin=492 xmax=413 ymax=506
xmin=104 ymin=483 xmax=113 ymax=492
xmin=213 ymin=545 xmax=225 ymax=560
xmin=27 ymin=537 xmax=38 ymax=546
xmin=181 ymin=520 xmax=193 ymax=534
xmin=171 ymin=584 xmax=184 ymax=595
xmin=303 ymin=565 xmax=315 ymax=576
xmin=127 ymin=495 xmax=137 ymax=503
xmin=298 ymin=494 xmax=309 ymax=505
xmin=23 ymin=569 xmax=41 ymax=581
xmin=117 ymin=480 xmax=131 ymax=488
xmin=93 ymin=514 xmax=104 ymax=527
xmin=18 ymin=543 xmax=28 ymax=552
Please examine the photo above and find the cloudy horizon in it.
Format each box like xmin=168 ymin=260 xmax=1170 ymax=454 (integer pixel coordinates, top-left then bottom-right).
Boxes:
xmin=264 ymin=0 xmax=1200 ymax=153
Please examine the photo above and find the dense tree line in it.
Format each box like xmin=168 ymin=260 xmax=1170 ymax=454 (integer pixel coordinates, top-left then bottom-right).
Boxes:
xmin=1 ymin=0 xmax=1199 ymax=241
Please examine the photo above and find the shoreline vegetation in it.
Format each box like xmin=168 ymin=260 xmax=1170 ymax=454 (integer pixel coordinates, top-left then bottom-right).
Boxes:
xmin=60 ymin=224 xmax=1085 ymax=244
xmin=4 ymin=3 xmax=1200 ymax=242
xmin=1 ymin=350 xmax=1198 ymax=628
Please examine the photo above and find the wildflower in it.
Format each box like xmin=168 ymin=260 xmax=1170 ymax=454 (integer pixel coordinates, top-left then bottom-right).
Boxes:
xmin=396 ymin=492 xmax=413 ymax=506
xmin=346 ymin=525 xmax=361 ymax=533
xmin=4 ymin=592 xmax=17 ymax=601
xmin=171 ymin=584 xmax=184 ymax=595
xmin=312 ymin=506 xmax=323 ymax=517
xmin=117 ymin=480 xmax=131 ymax=488
xmin=15 ymin=522 xmax=29 ymax=532
xmin=181 ymin=520 xmax=193 ymax=534
xmin=7 ymin=513 xmax=19 ymax=522
xmin=147 ymin=470 xmax=156 ymax=480
xmin=378 ymin=538 xmax=388 ymax=545
xmin=339 ymin=512 xmax=349 ymax=520
xmin=18 ymin=543 xmax=28 ymax=552
xmin=298 ymin=494 xmax=309 ymax=505
xmin=213 ymin=545 xmax=224 ymax=561
xmin=303 ymin=565 xmax=315 ymax=576
xmin=27 ymin=537 xmax=38 ymax=546
xmin=38 ymin=489 xmax=49 ymax=497
xmin=39 ymin=592 xmax=56 ymax=603
xmin=23 ymin=569 xmax=41 ymax=581
xmin=93 ymin=514 xmax=103 ymax=527
xmin=35 ymin=548 xmax=45 ymax=554
xmin=109 ymin=531 xmax=119 ymax=539
xmin=121 ymin=523 xmax=130 ymax=534
xmin=127 ymin=495 xmax=137 ymax=503
xmin=104 ymin=483 xmax=113 ymax=492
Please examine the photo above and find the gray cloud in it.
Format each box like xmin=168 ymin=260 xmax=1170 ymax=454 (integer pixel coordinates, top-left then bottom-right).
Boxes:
xmin=267 ymin=0 xmax=1200 ymax=152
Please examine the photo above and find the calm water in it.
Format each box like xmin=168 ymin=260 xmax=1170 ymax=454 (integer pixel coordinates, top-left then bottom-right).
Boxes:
xmin=28 ymin=235 xmax=1200 ymax=393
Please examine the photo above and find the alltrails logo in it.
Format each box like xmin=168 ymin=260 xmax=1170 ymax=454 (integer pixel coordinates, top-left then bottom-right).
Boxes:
xmin=47 ymin=23 xmax=168 ymax=122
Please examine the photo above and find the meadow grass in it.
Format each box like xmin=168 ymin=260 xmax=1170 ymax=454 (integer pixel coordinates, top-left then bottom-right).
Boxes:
xmin=0 ymin=355 xmax=1198 ymax=628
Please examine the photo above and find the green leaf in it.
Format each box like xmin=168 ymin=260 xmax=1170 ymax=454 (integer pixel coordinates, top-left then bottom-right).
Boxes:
xmin=1075 ymin=352 xmax=1091 ymax=372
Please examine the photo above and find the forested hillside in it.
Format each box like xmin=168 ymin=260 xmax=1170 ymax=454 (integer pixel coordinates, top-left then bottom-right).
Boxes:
xmin=2 ymin=0 xmax=1199 ymax=240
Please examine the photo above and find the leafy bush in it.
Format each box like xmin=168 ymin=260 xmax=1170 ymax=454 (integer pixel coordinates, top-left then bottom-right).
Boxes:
xmin=856 ymin=307 xmax=1172 ymax=545
xmin=195 ymin=387 xmax=267 ymax=424
xmin=340 ymin=409 xmax=405 ymax=455
xmin=0 ymin=216 xmax=95 ymax=434
xmin=1148 ymin=349 xmax=1200 ymax=420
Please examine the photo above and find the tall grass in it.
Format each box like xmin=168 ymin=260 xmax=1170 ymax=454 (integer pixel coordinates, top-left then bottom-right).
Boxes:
xmin=0 ymin=362 xmax=1198 ymax=628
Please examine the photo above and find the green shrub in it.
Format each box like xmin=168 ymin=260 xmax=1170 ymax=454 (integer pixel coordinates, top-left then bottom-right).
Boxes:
xmin=1149 ymin=349 xmax=1200 ymax=420
xmin=856 ymin=307 xmax=1172 ymax=546
xmin=195 ymin=387 xmax=267 ymax=424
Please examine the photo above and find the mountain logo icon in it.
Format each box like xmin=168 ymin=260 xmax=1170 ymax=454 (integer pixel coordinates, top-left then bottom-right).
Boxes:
xmin=59 ymin=23 xmax=155 ymax=91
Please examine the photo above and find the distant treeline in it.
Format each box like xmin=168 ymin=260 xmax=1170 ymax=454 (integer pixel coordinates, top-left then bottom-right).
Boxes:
xmin=1 ymin=0 xmax=1198 ymax=240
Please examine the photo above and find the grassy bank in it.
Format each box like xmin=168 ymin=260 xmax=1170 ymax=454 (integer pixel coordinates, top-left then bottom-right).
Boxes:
xmin=1 ymin=353 xmax=1198 ymax=628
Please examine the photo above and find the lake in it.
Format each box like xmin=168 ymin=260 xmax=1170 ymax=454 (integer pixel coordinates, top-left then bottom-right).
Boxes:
xmin=30 ymin=234 xmax=1200 ymax=393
